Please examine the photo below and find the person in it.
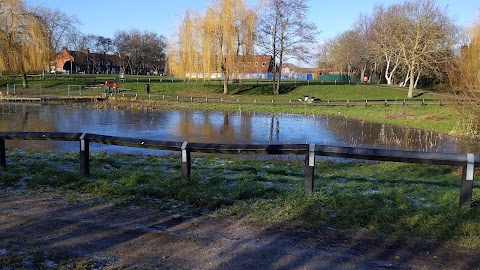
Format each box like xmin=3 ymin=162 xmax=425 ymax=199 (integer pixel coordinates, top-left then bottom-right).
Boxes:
xmin=104 ymin=81 xmax=110 ymax=93
xmin=113 ymin=82 xmax=118 ymax=93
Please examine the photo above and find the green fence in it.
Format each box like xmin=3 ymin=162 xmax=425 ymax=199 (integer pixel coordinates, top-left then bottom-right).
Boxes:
xmin=318 ymin=74 xmax=350 ymax=82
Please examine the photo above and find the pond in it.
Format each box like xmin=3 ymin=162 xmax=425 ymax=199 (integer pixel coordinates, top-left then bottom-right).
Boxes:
xmin=0 ymin=103 xmax=478 ymax=155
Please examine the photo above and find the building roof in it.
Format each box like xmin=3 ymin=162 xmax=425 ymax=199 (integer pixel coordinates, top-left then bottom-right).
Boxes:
xmin=237 ymin=55 xmax=274 ymax=73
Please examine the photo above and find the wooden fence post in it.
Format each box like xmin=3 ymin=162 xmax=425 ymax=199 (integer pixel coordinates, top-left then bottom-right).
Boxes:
xmin=80 ymin=133 xmax=90 ymax=176
xmin=460 ymin=153 xmax=475 ymax=207
xmin=0 ymin=138 xmax=6 ymax=169
xmin=304 ymin=143 xmax=315 ymax=195
xmin=181 ymin=141 xmax=191 ymax=183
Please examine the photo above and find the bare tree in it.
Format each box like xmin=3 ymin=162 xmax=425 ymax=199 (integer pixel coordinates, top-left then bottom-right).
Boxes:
xmin=389 ymin=0 xmax=456 ymax=98
xmin=0 ymin=0 xmax=49 ymax=87
xmin=114 ymin=29 xmax=167 ymax=75
xmin=258 ymin=0 xmax=317 ymax=94
xmin=369 ymin=5 xmax=402 ymax=85
xmin=354 ymin=14 xmax=376 ymax=82
xmin=35 ymin=6 xmax=80 ymax=54
xmin=141 ymin=32 xmax=167 ymax=75
xmin=329 ymin=30 xmax=364 ymax=78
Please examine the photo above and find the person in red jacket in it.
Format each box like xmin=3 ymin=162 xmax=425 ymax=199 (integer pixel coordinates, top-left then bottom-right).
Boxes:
xmin=112 ymin=82 xmax=118 ymax=93
xmin=104 ymin=81 xmax=110 ymax=93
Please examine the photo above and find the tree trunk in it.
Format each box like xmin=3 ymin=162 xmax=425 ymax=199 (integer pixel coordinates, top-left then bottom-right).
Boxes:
xmin=223 ymin=75 xmax=228 ymax=95
xmin=21 ymin=72 xmax=28 ymax=88
xmin=360 ymin=64 xmax=367 ymax=82
xmin=275 ymin=68 xmax=281 ymax=95
xmin=384 ymin=55 xmax=399 ymax=85
xmin=407 ymin=64 xmax=415 ymax=98
xmin=272 ymin=66 xmax=277 ymax=95
xmin=400 ymin=66 xmax=410 ymax=87
xmin=414 ymin=69 xmax=421 ymax=89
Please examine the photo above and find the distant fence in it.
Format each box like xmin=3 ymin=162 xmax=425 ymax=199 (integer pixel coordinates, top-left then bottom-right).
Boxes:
xmin=0 ymin=132 xmax=477 ymax=207
xmin=0 ymin=87 xmax=456 ymax=107
xmin=104 ymin=92 xmax=458 ymax=107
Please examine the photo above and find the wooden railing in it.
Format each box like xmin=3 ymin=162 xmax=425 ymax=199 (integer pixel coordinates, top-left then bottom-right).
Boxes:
xmin=0 ymin=132 xmax=477 ymax=207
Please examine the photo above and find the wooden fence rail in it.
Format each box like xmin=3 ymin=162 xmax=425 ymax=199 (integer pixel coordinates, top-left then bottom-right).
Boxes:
xmin=0 ymin=131 xmax=477 ymax=207
xmin=116 ymin=92 xmax=452 ymax=107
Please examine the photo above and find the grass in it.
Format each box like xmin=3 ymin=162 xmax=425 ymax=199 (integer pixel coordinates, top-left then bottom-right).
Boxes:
xmin=1 ymin=150 xmax=479 ymax=248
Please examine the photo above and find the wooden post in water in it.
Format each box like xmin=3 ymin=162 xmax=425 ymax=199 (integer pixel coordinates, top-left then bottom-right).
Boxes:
xmin=0 ymin=138 xmax=6 ymax=169
xmin=80 ymin=133 xmax=90 ymax=176
xmin=460 ymin=153 xmax=475 ymax=207
xmin=181 ymin=141 xmax=191 ymax=183
xmin=304 ymin=144 xmax=315 ymax=195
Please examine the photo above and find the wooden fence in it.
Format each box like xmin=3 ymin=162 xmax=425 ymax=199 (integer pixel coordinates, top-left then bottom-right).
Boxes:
xmin=104 ymin=92 xmax=456 ymax=107
xmin=0 ymin=132 xmax=477 ymax=207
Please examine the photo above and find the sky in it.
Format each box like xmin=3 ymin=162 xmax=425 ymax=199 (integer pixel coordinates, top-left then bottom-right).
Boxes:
xmin=25 ymin=0 xmax=479 ymax=65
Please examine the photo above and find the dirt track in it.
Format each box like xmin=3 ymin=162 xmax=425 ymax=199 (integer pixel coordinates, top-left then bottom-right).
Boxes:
xmin=1 ymin=190 xmax=479 ymax=269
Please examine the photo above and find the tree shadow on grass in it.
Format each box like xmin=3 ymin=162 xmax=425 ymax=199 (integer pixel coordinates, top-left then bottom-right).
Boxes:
xmin=413 ymin=91 xmax=428 ymax=98
xmin=227 ymin=82 xmax=298 ymax=95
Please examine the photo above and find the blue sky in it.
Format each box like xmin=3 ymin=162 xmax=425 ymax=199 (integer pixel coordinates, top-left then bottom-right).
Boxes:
xmin=26 ymin=0 xmax=479 ymax=41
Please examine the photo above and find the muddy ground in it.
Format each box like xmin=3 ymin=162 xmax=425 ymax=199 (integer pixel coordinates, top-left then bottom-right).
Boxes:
xmin=1 ymin=190 xmax=479 ymax=269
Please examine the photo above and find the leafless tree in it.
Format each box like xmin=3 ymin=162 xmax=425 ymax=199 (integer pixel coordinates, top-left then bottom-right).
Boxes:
xmin=35 ymin=6 xmax=80 ymax=54
xmin=257 ymin=0 xmax=317 ymax=94
xmin=114 ymin=30 xmax=167 ymax=75
xmin=388 ymin=0 xmax=456 ymax=98
xmin=328 ymin=0 xmax=456 ymax=96
xmin=369 ymin=5 xmax=403 ymax=85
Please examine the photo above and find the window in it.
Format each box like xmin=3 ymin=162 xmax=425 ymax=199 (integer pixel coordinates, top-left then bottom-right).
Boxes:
xmin=255 ymin=62 xmax=258 ymax=67
xmin=262 ymin=62 xmax=266 ymax=67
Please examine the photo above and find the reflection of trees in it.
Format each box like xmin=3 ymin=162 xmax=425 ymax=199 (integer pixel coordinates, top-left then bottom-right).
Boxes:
xmin=2 ymin=105 xmax=477 ymax=154
xmin=240 ymin=113 xmax=252 ymax=140
xmin=318 ymin=115 xmax=457 ymax=152
xmin=268 ymin=114 xmax=280 ymax=142
xmin=220 ymin=113 xmax=235 ymax=138
xmin=175 ymin=111 xmax=256 ymax=143
xmin=0 ymin=104 xmax=59 ymax=151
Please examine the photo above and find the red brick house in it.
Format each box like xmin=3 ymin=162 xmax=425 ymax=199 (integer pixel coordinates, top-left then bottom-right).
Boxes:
xmin=54 ymin=48 xmax=122 ymax=74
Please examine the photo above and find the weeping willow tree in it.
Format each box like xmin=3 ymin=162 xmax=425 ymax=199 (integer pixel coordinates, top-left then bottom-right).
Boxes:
xmin=0 ymin=0 xmax=49 ymax=88
xmin=168 ymin=0 xmax=256 ymax=94
xmin=447 ymin=18 xmax=480 ymax=137
xmin=168 ymin=11 xmax=194 ymax=81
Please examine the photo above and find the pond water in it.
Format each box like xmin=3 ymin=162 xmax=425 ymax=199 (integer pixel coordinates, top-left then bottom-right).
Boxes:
xmin=0 ymin=103 xmax=478 ymax=155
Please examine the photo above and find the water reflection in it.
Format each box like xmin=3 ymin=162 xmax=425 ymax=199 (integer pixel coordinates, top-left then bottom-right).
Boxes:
xmin=0 ymin=103 xmax=478 ymax=154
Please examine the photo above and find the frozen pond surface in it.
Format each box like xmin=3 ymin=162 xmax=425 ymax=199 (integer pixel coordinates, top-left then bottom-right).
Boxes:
xmin=0 ymin=103 xmax=478 ymax=155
